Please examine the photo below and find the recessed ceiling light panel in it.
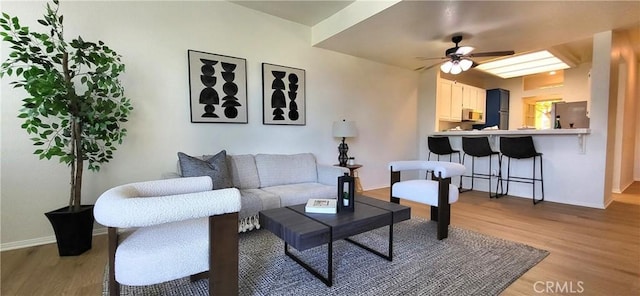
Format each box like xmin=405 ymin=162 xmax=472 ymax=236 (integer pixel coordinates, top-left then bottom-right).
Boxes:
xmin=476 ymin=50 xmax=570 ymax=79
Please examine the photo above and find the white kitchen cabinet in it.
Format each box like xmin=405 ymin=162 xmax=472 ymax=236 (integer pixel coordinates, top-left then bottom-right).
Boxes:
xmin=462 ymin=86 xmax=475 ymax=110
xmin=438 ymin=79 xmax=484 ymax=122
xmin=437 ymin=79 xmax=462 ymax=121
xmin=463 ymin=86 xmax=486 ymax=112
xmin=451 ymin=84 xmax=463 ymax=121
xmin=437 ymin=80 xmax=452 ymax=120
xmin=474 ymin=86 xmax=486 ymax=123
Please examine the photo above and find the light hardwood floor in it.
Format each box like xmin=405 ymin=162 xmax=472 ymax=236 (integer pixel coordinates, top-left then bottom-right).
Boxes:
xmin=2 ymin=183 xmax=639 ymax=295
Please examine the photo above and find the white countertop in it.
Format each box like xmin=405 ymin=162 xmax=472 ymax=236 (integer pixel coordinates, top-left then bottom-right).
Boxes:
xmin=432 ymin=128 xmax=590 ymax=136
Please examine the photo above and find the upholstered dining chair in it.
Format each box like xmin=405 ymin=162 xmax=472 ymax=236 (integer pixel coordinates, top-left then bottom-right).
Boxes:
xmin=389 ymin=161 xmax=465 ymax=240
xmin=94 ymin=176 xmax=241 ymax=296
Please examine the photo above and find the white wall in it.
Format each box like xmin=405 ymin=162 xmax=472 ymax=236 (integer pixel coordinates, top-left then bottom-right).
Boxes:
xmin=0 ymin=1 xmax=419 ymax=248
xmin=610 ymin=30 xmax=639 ymax=192
xmin=417 ymin=69 xmax=439 ymax=162
xmin=636 ymin=61 xmax=640 ymax=181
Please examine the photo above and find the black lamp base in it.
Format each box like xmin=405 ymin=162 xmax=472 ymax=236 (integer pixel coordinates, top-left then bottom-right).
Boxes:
xmin=338 ymin=138 xmax=349 ymax=167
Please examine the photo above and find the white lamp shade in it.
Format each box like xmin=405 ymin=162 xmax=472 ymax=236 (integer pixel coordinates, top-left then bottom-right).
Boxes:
xmin=450 ymin=62 xmax=462 ymax=74
xmin=440 ymin=61 xmax=453 ymax=73
xmin=332 ymin=120 xmax=358 ymax=138
xmin=459 ymin=59 xmax=473 ymax=71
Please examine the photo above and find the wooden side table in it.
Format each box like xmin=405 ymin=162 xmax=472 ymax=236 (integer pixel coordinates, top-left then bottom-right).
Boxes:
xmin=335 ymin=164 xmax=363 ymax=192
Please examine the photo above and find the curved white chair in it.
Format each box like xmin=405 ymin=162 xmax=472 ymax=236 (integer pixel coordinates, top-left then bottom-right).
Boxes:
xmin=94 ymin=176 xmax=241 ymax=296
xmin=389 ymin=161 xmax=466 ymax=240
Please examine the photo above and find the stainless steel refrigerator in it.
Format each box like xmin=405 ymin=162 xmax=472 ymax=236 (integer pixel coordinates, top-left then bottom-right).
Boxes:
xmin=552 ymin=101 xmax=589 ymax=128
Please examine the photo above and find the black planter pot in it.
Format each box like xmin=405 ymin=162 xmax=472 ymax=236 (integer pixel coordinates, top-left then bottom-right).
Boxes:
xmin=45 ymin=205 xmax=95 ymax=256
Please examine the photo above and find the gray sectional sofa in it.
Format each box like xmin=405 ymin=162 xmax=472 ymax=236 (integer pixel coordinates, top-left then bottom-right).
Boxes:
xmin=167 ymin=153 xmax=349 ymax=232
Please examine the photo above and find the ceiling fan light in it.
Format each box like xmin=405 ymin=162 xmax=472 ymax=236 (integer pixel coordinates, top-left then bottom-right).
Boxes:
xmin=459 ymin=59 xmax=473 ymax=71
xmin=440 ymin=61 xmax=453 ymax=73
xmin=450 ymin=62 xmax=463 ymax=75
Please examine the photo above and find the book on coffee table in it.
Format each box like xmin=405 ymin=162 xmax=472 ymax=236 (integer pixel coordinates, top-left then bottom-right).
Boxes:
xmin=305 ymin=199 xmax=337 ymax=214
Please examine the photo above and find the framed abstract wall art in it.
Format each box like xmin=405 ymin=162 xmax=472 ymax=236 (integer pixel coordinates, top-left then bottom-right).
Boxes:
xmin=262 ymin=63 xmax=306 ymax=125
xmin=188 ymin=50 xmax=248 ymax=123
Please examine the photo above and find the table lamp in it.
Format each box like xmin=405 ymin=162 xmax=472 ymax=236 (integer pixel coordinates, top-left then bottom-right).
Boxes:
xmin=332 ymin=119 xmax=358 ymax=166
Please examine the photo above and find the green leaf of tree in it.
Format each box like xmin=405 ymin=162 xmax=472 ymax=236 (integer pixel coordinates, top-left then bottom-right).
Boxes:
xmin=1 ymin=0 xmax=133 ymax=209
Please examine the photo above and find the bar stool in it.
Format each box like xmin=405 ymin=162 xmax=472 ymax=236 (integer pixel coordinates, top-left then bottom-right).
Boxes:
xmin=427 ymin=136 xmax=461 ymax=180
xmin=459 ymin=137 xmax=502 ymax=198
xmin=499 ymin=136 xmax=544 ymax=204
xmin=427 ymin=137 xmax=461 ymax=162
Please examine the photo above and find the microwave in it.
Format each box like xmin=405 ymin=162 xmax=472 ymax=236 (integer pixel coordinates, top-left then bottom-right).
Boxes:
xmin=462 ymin=108 xmax=483 ymax=121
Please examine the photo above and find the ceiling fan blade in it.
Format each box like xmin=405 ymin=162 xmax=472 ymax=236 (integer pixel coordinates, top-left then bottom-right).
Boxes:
xmin=416 ymin=56 xmax=448 ymax=61
xmin=456 ymin=46 xmax=474 ymax=55
xmin=415 ymin=61 xmax=446 ymax=72
xmin=424 ymin=62 xmax=444 ymax=70
xmin=468 ymin=50 xmax=515 ymax=57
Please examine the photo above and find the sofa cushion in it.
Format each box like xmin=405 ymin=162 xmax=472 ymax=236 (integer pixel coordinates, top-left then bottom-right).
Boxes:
xmin=177 ymin=151 xmax=232 ymax=189
xmin=255 ymin=153 xmax=318 ymax=188
xmin=238 ymin=189 xmax=280 ymax=216
xmin=262 ymin=183 xmax=336 ymax=207
xmin=226 ymin=155 xmax=260 ymax=190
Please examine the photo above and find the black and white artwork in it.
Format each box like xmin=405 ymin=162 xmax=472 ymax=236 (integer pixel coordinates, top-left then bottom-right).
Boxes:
xmin=262 ymin=63 xmax=306 ymax=125
xmin=188 ymin=50 xmax=247 ymax=123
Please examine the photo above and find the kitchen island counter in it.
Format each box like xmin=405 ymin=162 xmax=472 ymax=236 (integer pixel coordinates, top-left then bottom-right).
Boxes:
xmin=429 ymin=128 xmax=597 ymax=208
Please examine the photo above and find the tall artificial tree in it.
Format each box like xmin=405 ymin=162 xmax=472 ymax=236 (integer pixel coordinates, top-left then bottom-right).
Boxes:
xmin=1 ymin=0 xmax=132 ymax=211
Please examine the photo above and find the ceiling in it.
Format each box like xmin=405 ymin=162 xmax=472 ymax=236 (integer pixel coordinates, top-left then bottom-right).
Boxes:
xmin=232 ymin=1 xmax=640 ymax=78
xmin=231 ymin=1 xmax=354 ymax=26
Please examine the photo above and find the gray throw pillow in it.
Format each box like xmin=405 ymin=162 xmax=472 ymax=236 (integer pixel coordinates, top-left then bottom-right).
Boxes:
xmin=177 ymin=151 xmax=232 ymax=190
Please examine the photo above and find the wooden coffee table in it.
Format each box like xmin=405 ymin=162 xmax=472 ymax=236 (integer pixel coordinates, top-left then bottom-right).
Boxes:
xmin=259 ymin=195 xmax=411 ymax=287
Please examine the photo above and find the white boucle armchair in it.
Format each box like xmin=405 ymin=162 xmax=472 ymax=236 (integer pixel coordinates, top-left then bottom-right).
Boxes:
xmin=94 ymin=176 xmax=241 ymax=296
xmin=389 ymin=161 xmax=465 ymax=240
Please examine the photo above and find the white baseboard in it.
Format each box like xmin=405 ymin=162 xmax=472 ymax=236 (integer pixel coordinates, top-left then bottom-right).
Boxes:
xmin=1 ymin=227 xmax=107 ymax=252
xmin=613 ymin=181 xmax=634 ymax=194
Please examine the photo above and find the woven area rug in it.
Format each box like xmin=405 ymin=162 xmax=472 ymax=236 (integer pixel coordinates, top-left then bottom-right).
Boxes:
xmin=103 ymin=218 xmax=548 ymax=295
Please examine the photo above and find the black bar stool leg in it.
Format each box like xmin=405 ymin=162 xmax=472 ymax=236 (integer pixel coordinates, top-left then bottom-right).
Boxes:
xmin=488 ymin=155 xmax=493 ymax=198
xmin=495 ymin=155 xmax=504 ymax=197
xmin=470 ymin=156 xmax=476 ymax=191
xmin=505 ymin=157 xmax=511 ymax=196
xmin=532 ymin=157 xmax=536 ymax=204
xmin=459 ymin=153 xmax=472 ymax=193
xmin=533 ymin=155 xmax=545 ymax=205
xmin=488 ymin=154 xmax=502 ymax=199
xmin=540 ymin=155 xmax=544 ymax=201
xmin=458 ymin=154 xmax=464 ymax=190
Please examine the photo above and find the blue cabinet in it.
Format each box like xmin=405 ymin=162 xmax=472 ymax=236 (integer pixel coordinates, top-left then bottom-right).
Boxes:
xmin=475 ymin=88 xmax=509 ymax=130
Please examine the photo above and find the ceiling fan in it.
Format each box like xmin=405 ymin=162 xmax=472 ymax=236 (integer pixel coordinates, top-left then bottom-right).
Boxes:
xmin=415 ymin=35 xmax=515 ymax=74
